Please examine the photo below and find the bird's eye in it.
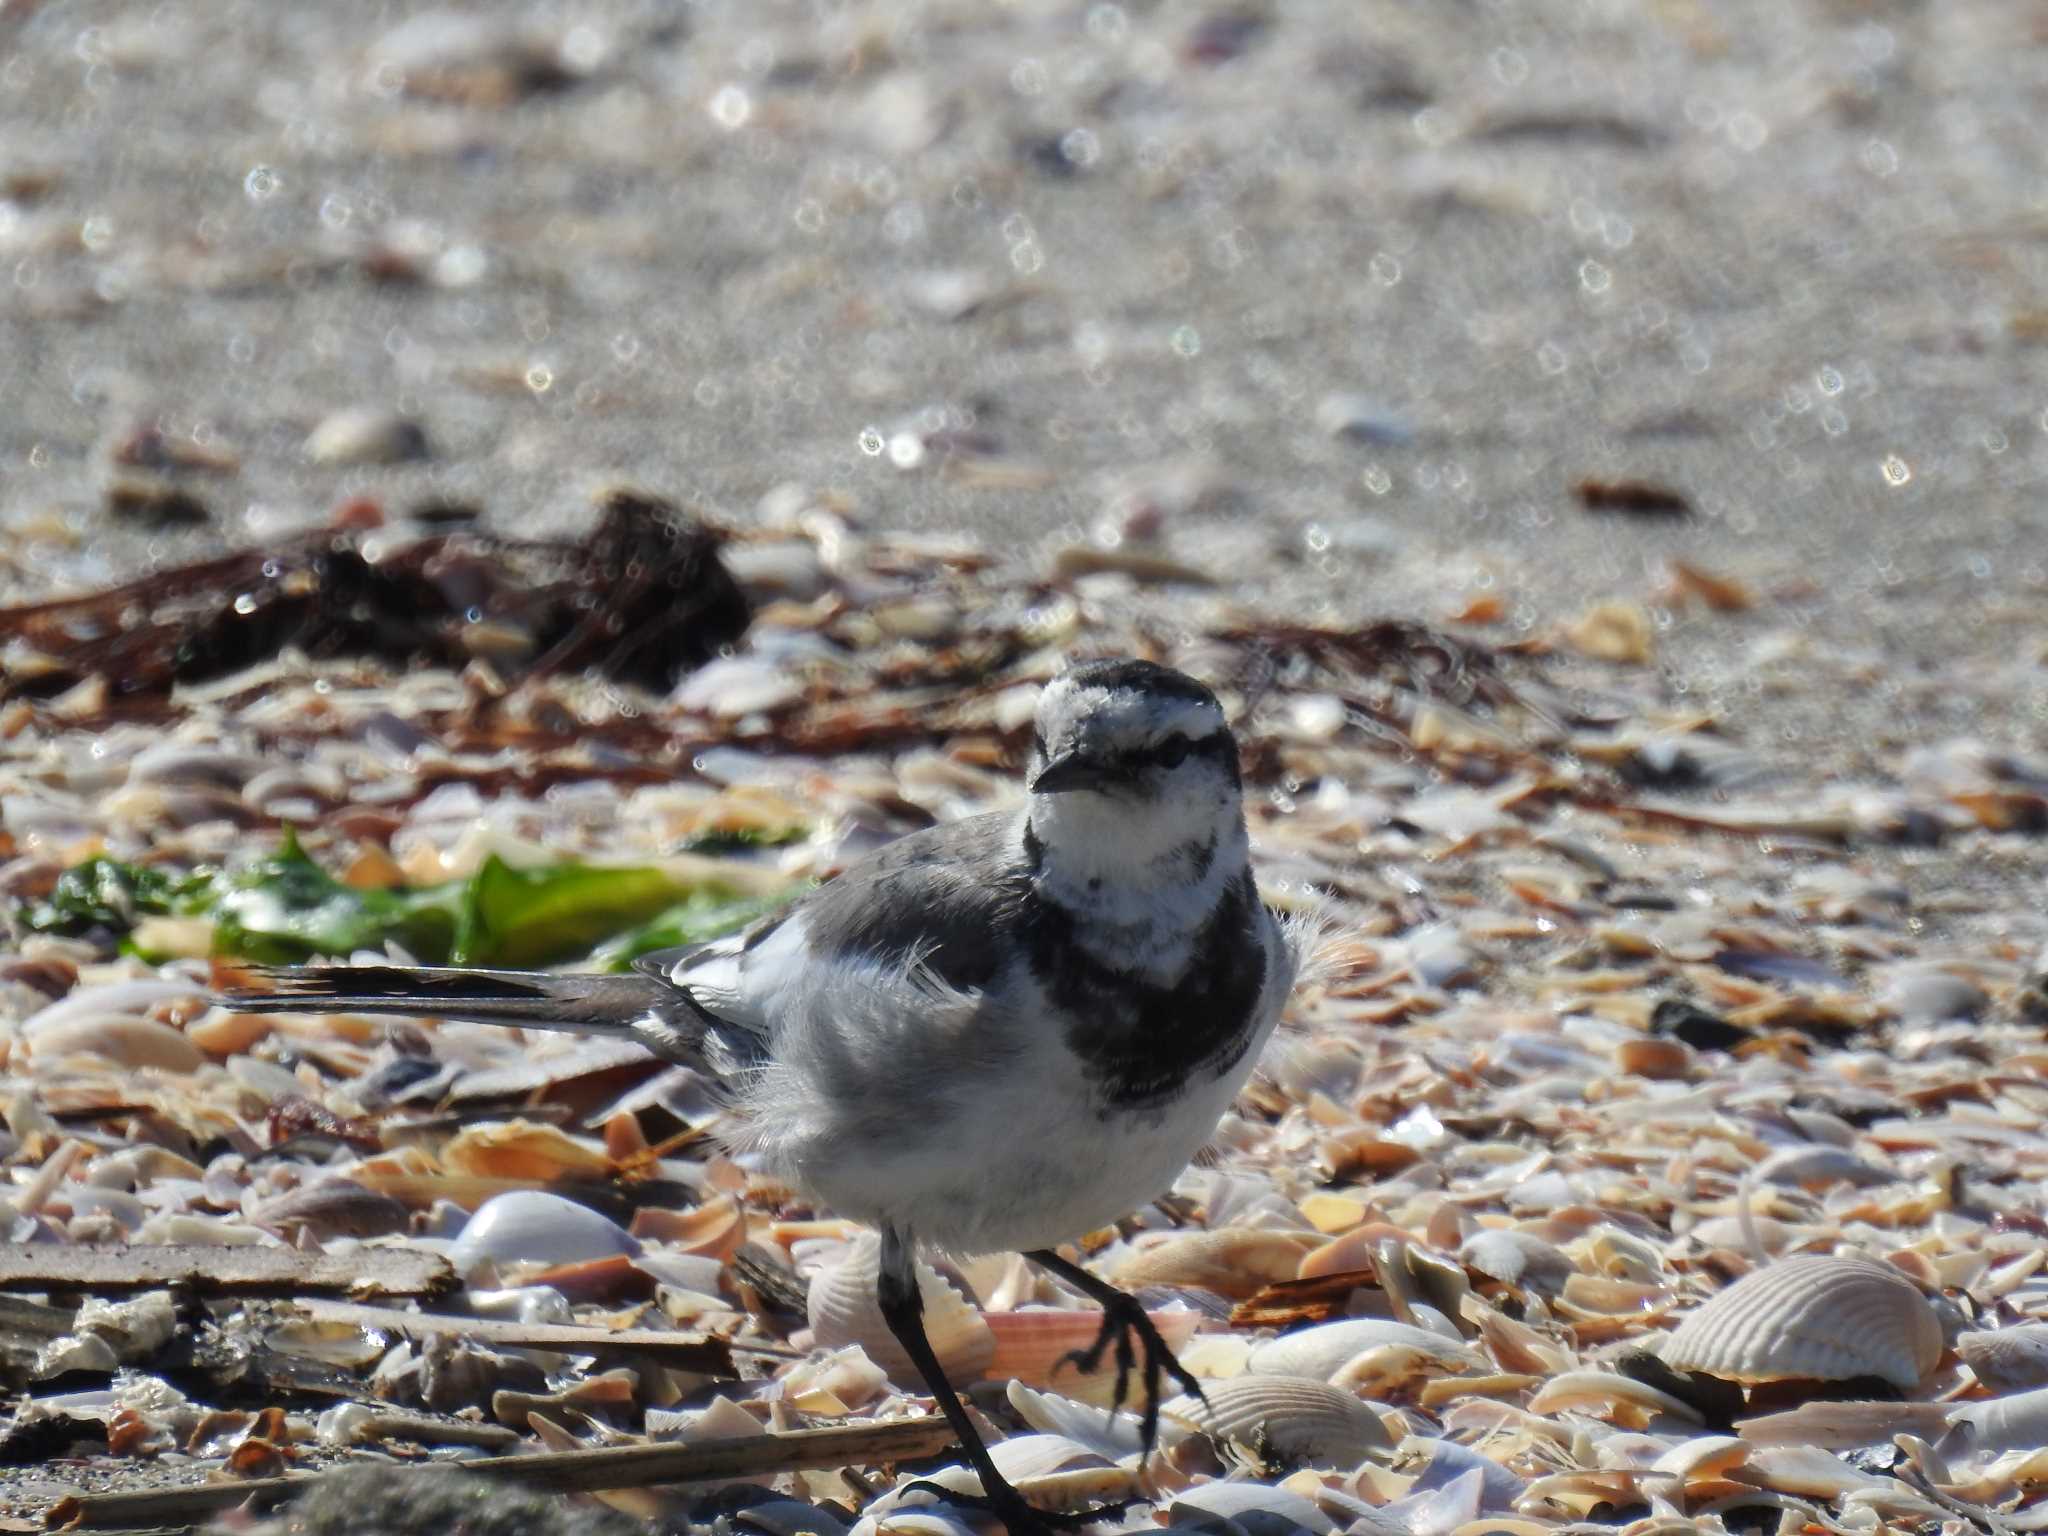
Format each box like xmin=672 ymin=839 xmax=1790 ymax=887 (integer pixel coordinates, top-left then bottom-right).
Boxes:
xmin=1156 ymin=734 xmax=1191 ymax=769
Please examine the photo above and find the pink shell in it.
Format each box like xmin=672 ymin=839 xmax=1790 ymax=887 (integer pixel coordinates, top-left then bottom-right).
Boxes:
xmin=985 ymin=1307 xmax=1202 ymax=1387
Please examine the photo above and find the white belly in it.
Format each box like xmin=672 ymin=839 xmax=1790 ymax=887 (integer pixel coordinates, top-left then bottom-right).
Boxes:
xmin=796 ymin=1031 xmax=1252 ymax=1255
xmin=722 ymin=887 xmax=1298 ymax=1257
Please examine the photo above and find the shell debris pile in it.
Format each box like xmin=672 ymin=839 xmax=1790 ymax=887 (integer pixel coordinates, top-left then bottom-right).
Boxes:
xmin=2 ymin=496 xmax=2047 ymax=1536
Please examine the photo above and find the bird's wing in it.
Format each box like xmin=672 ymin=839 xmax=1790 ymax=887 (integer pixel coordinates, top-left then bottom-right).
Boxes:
xmin=652 ymin=811 xmax=1025 ymax=1040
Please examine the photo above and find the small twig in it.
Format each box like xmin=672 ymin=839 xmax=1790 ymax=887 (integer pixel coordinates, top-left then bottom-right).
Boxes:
xmin=45 ymin=1417 xmax=962 ymax=1529
xmin=290 ymin=1298 xmax=759 ymax=1368
xmin=0 ymin=1243 xmax=452 ymax=1299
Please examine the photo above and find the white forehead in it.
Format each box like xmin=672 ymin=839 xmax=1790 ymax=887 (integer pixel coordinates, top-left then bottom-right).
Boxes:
xmin=1036 ymin=676 xmax=1224 ymax=742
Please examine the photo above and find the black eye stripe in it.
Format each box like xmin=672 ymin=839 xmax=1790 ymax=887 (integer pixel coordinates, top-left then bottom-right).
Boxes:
xmin=1126 ymin=731 xmax=1230 ymax=771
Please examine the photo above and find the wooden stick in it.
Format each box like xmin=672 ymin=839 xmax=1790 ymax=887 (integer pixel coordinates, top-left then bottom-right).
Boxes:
xmin=289 ymin=1298 xmax=745 ymax=1372
xmin=46 ymin=1418 xmax=961 ymax=1529
xmin=0 ymin=1243 xmax=453 ymax=1299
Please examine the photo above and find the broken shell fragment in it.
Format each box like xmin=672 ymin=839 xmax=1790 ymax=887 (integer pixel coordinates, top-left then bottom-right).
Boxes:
xmin=1247 ymin=1318 xmax=1482 ymax=1382
xmin=1459 ymin=1228 xmax=1575 ymax=1295
xmin=1112 ymin=1228 xmax=1317 ymax=1299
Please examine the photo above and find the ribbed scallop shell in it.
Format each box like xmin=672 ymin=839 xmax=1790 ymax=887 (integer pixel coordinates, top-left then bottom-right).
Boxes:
xmin=1956 ymin=1324 xmax=2048 ymax=1392
xmin=1161 ymin=1377 xmax=1393 ymax=1466
xmin=1658 ymin=1255 xmax=1941 ymax=1390
xmin=805 ymin=1234 xmax=996 ymax=1389
xmin=1247 ymin=1318 xmax=1482 ymax=1381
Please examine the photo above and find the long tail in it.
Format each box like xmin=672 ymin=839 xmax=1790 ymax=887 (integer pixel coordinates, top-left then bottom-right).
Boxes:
xmin=217 ymin=964 xmax=673 ymax=1040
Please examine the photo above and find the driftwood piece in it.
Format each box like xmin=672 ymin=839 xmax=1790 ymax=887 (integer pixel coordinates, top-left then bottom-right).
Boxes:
xmin=45 ymin=1417 xmax=962 ymax=1528
xmin=289 ymin=1297 xmax=745 ymax=1372
xmin=0 ymin=1243 xmax=455 ymax=1299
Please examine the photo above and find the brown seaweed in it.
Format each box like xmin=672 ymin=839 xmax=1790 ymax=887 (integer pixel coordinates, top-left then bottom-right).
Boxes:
xmin=0 ymin=490 xmax=748 ymax=708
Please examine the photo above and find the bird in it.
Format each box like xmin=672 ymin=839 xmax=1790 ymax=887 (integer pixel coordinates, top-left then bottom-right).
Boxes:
xmin=220 ymin=657 xmax=1303 ymax=1533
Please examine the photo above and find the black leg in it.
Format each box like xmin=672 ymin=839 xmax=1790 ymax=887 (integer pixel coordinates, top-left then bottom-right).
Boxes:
xmin=1027 ymin=1248 xmax=1206 ymax=1453
xmin=876 ymin=1229 xmax=1121 ymax=1534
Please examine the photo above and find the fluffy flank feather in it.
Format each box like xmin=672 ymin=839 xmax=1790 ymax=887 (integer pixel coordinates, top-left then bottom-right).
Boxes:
xmin=1278 ymin=896 xmax=1349 ymax=1002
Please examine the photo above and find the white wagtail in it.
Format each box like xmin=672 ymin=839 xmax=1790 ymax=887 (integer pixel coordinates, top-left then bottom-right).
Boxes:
xmin=223 ymin=657 xmax=1302 ymax=1531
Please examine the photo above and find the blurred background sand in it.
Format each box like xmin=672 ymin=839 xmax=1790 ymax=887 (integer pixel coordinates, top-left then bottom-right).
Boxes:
xmin=1 ymin=0 xmax=2043 ymax=794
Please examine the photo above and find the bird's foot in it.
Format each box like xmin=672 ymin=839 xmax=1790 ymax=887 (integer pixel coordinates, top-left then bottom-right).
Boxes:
xmin=897 ymin=1479 xmax=1131 ymax=1535
xmin=1055 ymin=1291 xmax=1206 ymax=1451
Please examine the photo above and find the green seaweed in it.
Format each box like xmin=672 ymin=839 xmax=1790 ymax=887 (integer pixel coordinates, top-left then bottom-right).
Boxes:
xmin=16 ymin=831 xmax=791 ymax=970
xmin=586 ymin=887 xmax=792 ymax=972
xmin=21 ymin=856 xmax=210 ymax=936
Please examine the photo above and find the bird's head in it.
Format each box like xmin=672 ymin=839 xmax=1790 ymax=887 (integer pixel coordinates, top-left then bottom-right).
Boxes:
xmin=1027 ymin=658 xmax=1241 ymax=809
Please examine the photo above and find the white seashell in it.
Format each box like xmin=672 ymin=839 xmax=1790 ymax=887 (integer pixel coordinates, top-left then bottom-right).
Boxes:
xmin=902 ymin=268 xmax=1003 ymax=321
xmin=21 ymin=981 xmax=206 ymax=1040
xmin=1381 ymin=1472 xmax=1487 ymax=1536
xmin=673 ymin=655 xmax=804 ymax=718
xmin=985 ymin=1434 xmax=1116 ymax=1481
xmin=649 ymin=1395 xmax=770 ymax=1443
xmin=1003 ymin=1381 xmax=1145 ymax=1462
xmin=1658 ymin=1255 xmax=1942 ymax=1390
xmin=314 ymin=1402 xmax=379 ymax=1446
xmin=1247 ymin=1319 xmax=1483 ymax=1382
xmin=1957 ymin=1325 xmax=2048 ymax=1392
xmin=1945 ymin=1385 xmax=2048 ymax=1456
xmin=723 ymin=541 xmax=828 ymax=600
xmin=34 ymin=1333 xmax=120 ymax=1378
xmin=1650 ymin=1434 xmax=1749 ymax=1482
xmin=242 ymin=764 xmax=346 ymax=815
xmin=1111 ymin=1227 xmax=1316 ymax=1298
xmin=126 ymin=742 xmax=264 ymax=788
xmin=731 ymin=1500 xmax=851 ymax=1536
xmin=1460 ymin=1229 xmax=1576 ymax=1294
xmin=1734 ymin=1400 xmax=1953 ymax=1450
xmin=807 ymin=1233 xmax=995 ymax=1390
xmin=1578 ymin=1227 xmax=1668 ymax=1285
xmin=466 ymin=1286 xmax=574 ymax=1327
xmin=783 ymin=1345 xmax=891 ymax=1413
xmin=26 ymin=1016 xmax=206 ymax=1073
xmin=1745 ymin=1444 xmax=1888 ymax=1499
xmin=1592 ymin=1432 xmax=1675 ymax=1471
xmin=304 ymin=406 xmax=428 ymax=466
xmin=1878 ymin=965 xmax=1989 ymax=1023
xmin=1176 ymin=1333 xmax=1252 ymax=1379
xmin=1288 ymin=694 xmax=1348 ymax=741
xmin=1168 ymin=1481 xmax=1337 ymax=1536
xmin=632 ymin=1251 xmax=726 ymax=1295
xmin=1750 ymin=1145 xmax=1895 ymax=1189
xmin=50 ymin=1186 xmax=146 ymax=1231
xmin=1679 ymin=1213 xmax=1803 ymax=1256
xmin=1524 ymin=1370 xmax=1703 ymax=1425
xmin=1161 ymin=1377 xmax=1393 ymax=1466
xmin=1404 ymin=1436 xmax=1527 ymax=1511
xmin=447 ymin=1191 xmax=640 ymax=1278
